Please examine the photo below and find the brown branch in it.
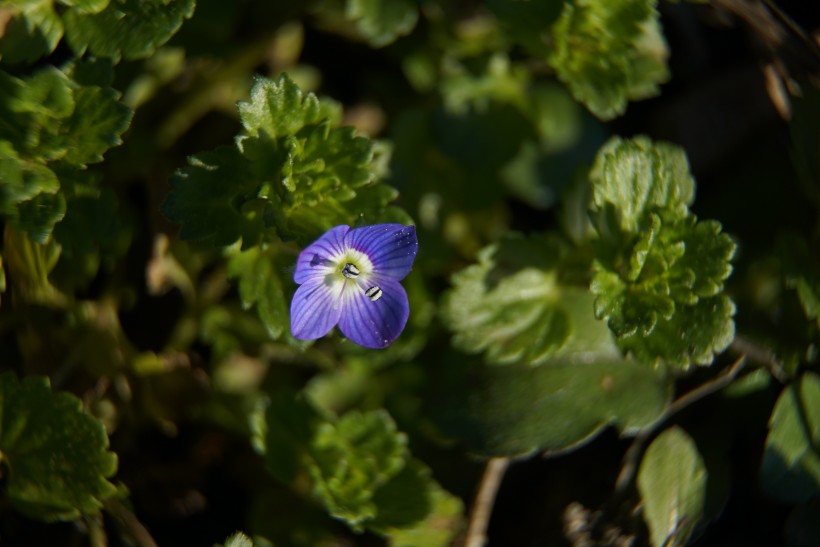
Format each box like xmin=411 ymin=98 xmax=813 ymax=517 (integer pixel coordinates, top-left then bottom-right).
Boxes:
xmin=612 ymin=355 xmax=748 ymax=499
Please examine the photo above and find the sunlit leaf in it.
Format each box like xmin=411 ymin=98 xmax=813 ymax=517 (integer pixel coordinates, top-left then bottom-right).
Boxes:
xmin=637 ymin=426 xmax=707 ymax=547
xmin=0 ymin=373 xmax=118 ymax=521
xmin=589 ymin=136 xmax=736 ymax=368
xmin=443 ymin=233 xmax=619 ymax=366
xmin=760 ymin=372 xmax=820 ymax=504
xmin=548 ymin=0 xmax=669 ymax=120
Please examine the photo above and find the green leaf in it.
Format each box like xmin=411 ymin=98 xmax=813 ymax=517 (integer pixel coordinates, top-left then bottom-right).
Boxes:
xmin=590 ymin=136 xmax=694 ymax=232
xmin=443 ymin=233 xmax=619 ymax=366
xmin=370 ymin=461 xmax=463 ymax=547
xmin=345 ymin=0 xmax=419 ymax=47
xmin=257 ymin=392 xmax=461 ymax=536
xmin=163 ymin=74 xmax=404 ymax=247
xmin=486 ymin=0 xmax=563 ymax=58
xmin=51 ymin=169 xmax=130 ymax=288
xmin=0 ymin=1 xmax=64 ymax=64
xmin=0 ymin=372 xmax=118 ymax=521
xmin=430 ymin=354 xmax=670 ymax=456
xmin=0 ymin=66 xmax=131 ymax=242
xmin=589 ymin=137 xmax=736 ymax=368
xmin=778 ymin=232 xmax=820 ymax=329
xmin=63 ymin=0 xmax=196 ymax=62
xmin=760 ymin=372 xmax=820 ymax=504
xmin=310 ymin=410 xmax=408 ymax=526
xmin=218 ymin=531 xmax=257 ymax=547
xmin=226 ymin=245 xmax=290 ymax=340
xmin=637 ymin=426 xmax=707 ymax=547
xmin=548 ymin=0 xmax=669 ymax=120
xmin=237 ymin=74 xmax=342 ymax=140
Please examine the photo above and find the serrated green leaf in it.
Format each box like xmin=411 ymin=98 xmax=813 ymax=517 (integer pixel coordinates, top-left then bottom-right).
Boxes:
xmin=345 ymin=0 xmax=419 ymax=47
xmin=760 ymin=372 xmax=820 ymax=504
xmin=589 ymin=137 xmax=736 ymax=368
xmin=0 ymin=66 xmax=131 ymax=242
xmin=590 ymin=136 xmax=694 ymax=233
xmin=226 ymin=245 xmax=289 ymax=339
xmin=311 ymin=410 xmax=408 ymax=526
xmin=637 ymin=426 xmax=707 ymax=547
xmin=443 ymin=233 xmax=619 ymax=365
xmin=431 ymin=354 xmax=670 ymax=456
xmin=258 ymin=392 xmax=458 ymax=536
xmin=238 ymin=74 xmax=342 ymax=140
xmin=163 ymin=145 xmax=266 ymax=247
xmin=548 ymin=0 xmax=669 ymax=120
xmin=63 ymin=0 xmax=196 ymax=62
xmin=0 ymin=372 xmax=118 ymax=521
xmin=60 ymin=85 xmax=131 ymax=165
xmin=164 ymin=74 xmax=403 ymax=247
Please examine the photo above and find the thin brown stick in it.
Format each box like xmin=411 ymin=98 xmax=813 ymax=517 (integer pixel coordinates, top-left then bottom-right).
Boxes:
xmin=730 ymin=334 xmax=788 ymax=383
xmin=463 ymin=457 xmax=510 ymax=547
xmin=612 ymin=355 xmax=748 ymax=498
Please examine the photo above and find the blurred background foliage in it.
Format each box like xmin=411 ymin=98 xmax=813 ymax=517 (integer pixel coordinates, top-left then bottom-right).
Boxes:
xmin=1 ymin=0 xmax=820 ymax=546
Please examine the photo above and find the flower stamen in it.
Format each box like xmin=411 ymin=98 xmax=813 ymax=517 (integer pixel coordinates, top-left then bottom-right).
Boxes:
xmin=342 ymin=263 xmax=360 ymax=278
xmin=365 ymin=286 xmax=383 ymax=302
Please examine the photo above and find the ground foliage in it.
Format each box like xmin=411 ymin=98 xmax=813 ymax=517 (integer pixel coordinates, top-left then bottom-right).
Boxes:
xmin=1 ymin=0 xmax=819 ymax=546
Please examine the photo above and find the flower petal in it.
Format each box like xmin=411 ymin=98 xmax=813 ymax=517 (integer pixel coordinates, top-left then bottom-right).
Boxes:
xmin=294 ymin=225 xmax=350 ymax=284
xmin=337 ymin=277 xmax=409 ymax=349
xmin=290 ymin=276 xmax=344 ymax=340
xmin=345 ymin=224 xmax=418 ymax=280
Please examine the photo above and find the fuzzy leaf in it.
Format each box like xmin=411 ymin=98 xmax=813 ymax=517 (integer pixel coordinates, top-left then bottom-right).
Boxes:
xmin=589 ymin=137 xmax=736 ymax=368
xmin=163 ymin=74 xmax=404 ymax=247
xmin=345 ymin=0 xmax=419 ymax=47
xmin=63 ymin=0 xmax=196 ymax=62
xmin=760 ymin=372 xmax=820 ymax=504
xmin=443 ymin=233 xmax=620 ymax=365
xmin=637 ymin=426 xmax=707 ymax=547
xmin=548 ymin=0 xmax=669 ymax=120
xmin=0 ymin=373 xmax=118 ymax=521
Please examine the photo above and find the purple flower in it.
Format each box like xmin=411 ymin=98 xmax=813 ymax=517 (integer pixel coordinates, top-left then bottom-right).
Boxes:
xmin=290 ymin=224 xmax=418 ymax=348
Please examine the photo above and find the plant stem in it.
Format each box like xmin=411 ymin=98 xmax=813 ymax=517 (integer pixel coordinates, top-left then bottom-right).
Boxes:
xmin=463 ymin=457 xmax=510 ymax=547
xmin=612 ymin=355 xmax=748 ymax=498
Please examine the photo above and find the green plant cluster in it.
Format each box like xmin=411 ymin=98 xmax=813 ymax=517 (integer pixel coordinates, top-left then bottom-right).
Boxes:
xmin=1 ymin=1 xmax=819 ymax=546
